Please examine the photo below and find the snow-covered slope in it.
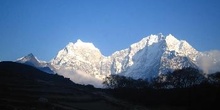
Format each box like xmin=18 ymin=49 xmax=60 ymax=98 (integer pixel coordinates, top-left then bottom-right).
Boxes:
xmin=16 ymin=53 xmax=54 ymax=74
xmin=107 ymin=34 xmax=198 ymax=79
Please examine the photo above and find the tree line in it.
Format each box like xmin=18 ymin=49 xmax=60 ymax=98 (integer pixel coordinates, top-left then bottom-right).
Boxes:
xmin=103 ymin=67 xmax=220 ymax=89
xmin=102 ymin=67 xmax=220 ymax=109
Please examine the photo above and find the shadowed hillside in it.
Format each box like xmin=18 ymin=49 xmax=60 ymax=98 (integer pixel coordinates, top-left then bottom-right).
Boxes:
xmin=103 ymin=69 xmax=220 ymax=110
xmin=1 ymin=61 xmax=219 ymax=110
xmin=0 ymin=61 xmax=144 ymax=110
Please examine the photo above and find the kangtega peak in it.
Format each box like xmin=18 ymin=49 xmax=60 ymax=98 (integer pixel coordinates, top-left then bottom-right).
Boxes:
xmin=17 ymin=34 xmax=220 ymax=87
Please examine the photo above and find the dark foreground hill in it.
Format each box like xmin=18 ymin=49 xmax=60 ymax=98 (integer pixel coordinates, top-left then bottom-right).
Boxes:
xmin=2 ymin=61 xmax=219 ymax=110
xmin=0 ymin=61 xmax=144 ymax=110
xmin=103 ymin=71 xmax=220 ymax=110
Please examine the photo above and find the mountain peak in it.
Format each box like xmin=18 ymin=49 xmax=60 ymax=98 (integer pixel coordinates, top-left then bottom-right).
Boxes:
xmin=16 ymin=53 xmax=40 ymax=66
xmin=165 ymin=34 xmax=179 ymax=43
xmin=16 ymin=53 xmax=53 ymax=74
xmin=76 ymin=39 xmax=83 ymax=43
xmin=72 ymin=39 xmax=99 ymax=51
xmin=27 ymin=53 xmax=35 ymax=58
xmin=17 ymin=53 xmax=48 ymax=64
xmin=75 ymin=39 xmax=93 ymax=45
xmin=17 ymin=53 xmax=37 ymax=61
xmin=65 ymin=39 xmax=98 ymax=51
xmin=157 ymin=33 xmax=164 ymax=37
xmin=141 ymin=34 xmax=165 ymax=46
xmin=165 ymin=34 xmax=181 ymax=51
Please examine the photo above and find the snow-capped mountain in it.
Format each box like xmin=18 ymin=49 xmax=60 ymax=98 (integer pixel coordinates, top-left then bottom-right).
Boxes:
xmin=16 ymin=34 xmax=220 ymax=87
xmin=50 ymin=34 xmax=219 ymax=87
xmin=50 ymin=40 xmax=105 ymax=87
xmin=16 ymin=53 xmax=54 ymax=74
xmin=51 ymin=39 xmax=103 ymax=74
xmin=103 ymin=34 xmax=198 ymax=79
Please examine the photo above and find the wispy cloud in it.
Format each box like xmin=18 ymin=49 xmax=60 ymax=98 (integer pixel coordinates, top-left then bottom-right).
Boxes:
xmin=197 ymin=50 xmax=220 ymax=74
xmin=56 ymin=68 xmax=103 ymax=88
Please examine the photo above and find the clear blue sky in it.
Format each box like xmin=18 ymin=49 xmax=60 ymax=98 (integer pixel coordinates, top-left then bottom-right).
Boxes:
xmin=0 ymin=0 xmax=220 ymax=61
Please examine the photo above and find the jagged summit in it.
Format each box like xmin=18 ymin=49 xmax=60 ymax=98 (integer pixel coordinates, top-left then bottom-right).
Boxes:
xmin=63 ymin=40 xmax=101 ymax=59
xmin=165 ymin=34 xmax=178 ymax=43
xmin=132 ymin=33 xmax=182 ymax=49
xmin=74 ymin=39 xmax=98 ymax=50
xmin=59 ymin=40 xmax=102 ymax=60
xmin=57 ymin=39 xmax=102 ymax=57
xmin=26 ymin=53 xmax=35 ymax=57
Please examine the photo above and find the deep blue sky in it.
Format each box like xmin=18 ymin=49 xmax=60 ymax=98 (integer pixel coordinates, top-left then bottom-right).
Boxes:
xmin=0 ymin=0 xmax=220 ymax=61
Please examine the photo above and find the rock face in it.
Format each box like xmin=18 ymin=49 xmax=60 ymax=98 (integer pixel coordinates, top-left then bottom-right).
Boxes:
xmin=17 ymin=34 xmax=220 ymax=87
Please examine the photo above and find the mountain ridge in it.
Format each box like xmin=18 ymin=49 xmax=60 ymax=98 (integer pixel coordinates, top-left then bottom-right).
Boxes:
xmin=16 ymin=34 xmax=220 ymax=87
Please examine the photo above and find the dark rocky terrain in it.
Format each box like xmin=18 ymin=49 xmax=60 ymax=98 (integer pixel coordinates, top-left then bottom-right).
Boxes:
xmin=1 ymin=61 xmax=219 ymax=110
xmin=0 ymin=61 xmax=144 ymax=110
